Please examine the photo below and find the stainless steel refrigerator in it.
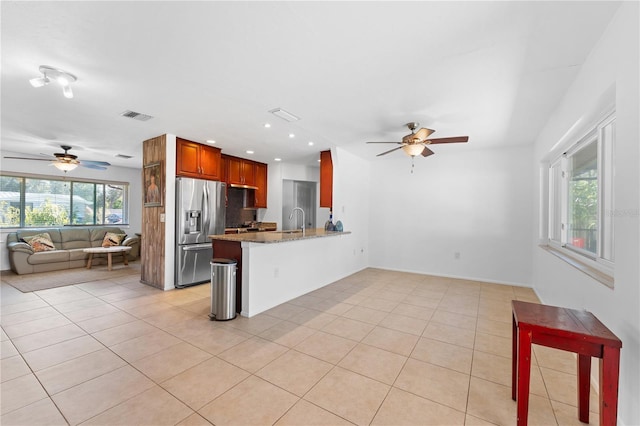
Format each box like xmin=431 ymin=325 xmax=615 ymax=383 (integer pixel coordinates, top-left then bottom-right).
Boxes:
xmin=175 ymin=177 xmax=226 ymax=288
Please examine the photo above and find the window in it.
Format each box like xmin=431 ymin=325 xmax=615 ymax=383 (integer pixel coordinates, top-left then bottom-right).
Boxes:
xmin=0 ymin=174 xmax=129 ymax=228
xmin=547 ymin=111 xmax=615 ymax=271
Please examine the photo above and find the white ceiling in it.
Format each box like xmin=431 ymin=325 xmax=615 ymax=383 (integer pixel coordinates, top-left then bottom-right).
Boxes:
xmin=1 ymin=1 xmax=620 ymax=169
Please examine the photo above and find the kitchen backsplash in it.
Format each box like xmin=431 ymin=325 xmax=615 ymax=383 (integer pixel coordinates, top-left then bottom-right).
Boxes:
xmin=226 ymin=188 xmax=256 ymax=227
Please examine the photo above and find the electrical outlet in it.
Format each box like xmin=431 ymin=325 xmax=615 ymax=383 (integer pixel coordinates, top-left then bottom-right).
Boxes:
xmin=454 ymin=252 xmax=461 ymax=259
xmin=274 ymin=267 xmax=279 ymax=278
xmin=160 ymin=213 xmax=165 ymax=222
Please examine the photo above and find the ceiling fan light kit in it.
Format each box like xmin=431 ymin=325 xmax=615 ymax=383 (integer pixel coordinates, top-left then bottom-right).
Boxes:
xmin=29 ymin=65 xmax=77 ymax=98
xmin=53 ymin=161 xmax=78 ymax=172
xmin=402 ymin=144 xmax=426 ymax=157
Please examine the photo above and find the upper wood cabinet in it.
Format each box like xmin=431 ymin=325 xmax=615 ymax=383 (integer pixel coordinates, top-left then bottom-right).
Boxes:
xmin=222 ymin=154 xmax=268 ymax=208
xmin=320 ymin=150 xmax=333 ymax=209
xmin=225 ymin=155 xmax=256 ymax=187
xmin=176 ymin=138 xmax=222 ymax=180
xmin=254 ymin=162 xmax=268 ymax=208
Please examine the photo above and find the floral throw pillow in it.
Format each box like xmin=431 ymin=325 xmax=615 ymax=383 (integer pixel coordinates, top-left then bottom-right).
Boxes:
xmin=102 ymin=232 xmax=127 ymax=247
xmin=22 ymin=233 xmax=56 ymax=252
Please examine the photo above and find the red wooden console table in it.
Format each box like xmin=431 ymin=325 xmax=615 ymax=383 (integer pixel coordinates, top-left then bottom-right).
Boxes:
xmin=511 ymin=300 xmax=621 ymax=426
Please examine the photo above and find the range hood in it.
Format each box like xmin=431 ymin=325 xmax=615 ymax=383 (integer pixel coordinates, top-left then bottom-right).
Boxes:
xmin=228 ymin=187 xmax=257 ymax=210
xmin=229 ymin=183 xmax=258 ymax=190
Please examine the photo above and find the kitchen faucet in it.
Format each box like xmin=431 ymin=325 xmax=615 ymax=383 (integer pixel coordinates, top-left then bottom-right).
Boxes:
xmin=289 ymin=207 xmax=305 ymax=234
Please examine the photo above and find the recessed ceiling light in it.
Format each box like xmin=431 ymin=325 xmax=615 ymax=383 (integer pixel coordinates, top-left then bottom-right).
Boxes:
xmin=206 ymin=139 xmax=216 ymax=144
xmin=274 ymin=158 xmax=282 ymax=162
xmin=264 ymin=123 xmax=271 ymax=128
xmin=308 ymin=141 xmax=314 ymax=146
xmin=246 ymin=150 xmax=254 ymax=154
xmin=289 ymin=133 xmax=295 ymax=138
xmin=317 ymin=159 xmax=321 ymax=162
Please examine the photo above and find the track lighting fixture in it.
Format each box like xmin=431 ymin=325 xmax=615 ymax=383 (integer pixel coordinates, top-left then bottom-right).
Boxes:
xmin=30 ymin=65 xmax=77 ymax=98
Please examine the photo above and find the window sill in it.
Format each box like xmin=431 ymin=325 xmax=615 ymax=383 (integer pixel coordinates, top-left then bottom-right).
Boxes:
xmin=539 ymin=244 xmax=614 ymax=289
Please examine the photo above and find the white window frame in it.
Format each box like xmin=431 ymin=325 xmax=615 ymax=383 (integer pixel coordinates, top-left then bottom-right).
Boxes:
xmin=546 ymin=110 xmax=615 ymax=277
xmin=0 ymin=172 xmax=130 ymax=228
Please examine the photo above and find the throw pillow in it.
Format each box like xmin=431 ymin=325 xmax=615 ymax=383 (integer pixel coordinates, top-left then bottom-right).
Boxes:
xmin=22 ymin=233 xmax=56 ymax=252
xmin=102 ymin=232 xmax=127 ymax=247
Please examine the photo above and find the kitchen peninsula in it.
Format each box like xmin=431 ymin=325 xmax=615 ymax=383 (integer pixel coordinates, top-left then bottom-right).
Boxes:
xmin=210 ymin=229 xmax=351 ymax=317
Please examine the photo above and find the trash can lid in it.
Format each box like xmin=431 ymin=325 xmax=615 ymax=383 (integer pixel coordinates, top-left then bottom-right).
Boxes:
xmin=211 ymin=258 xmax=237 ymax=265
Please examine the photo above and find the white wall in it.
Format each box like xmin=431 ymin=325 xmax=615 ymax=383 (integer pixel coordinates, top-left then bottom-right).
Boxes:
xmin=331 ymin=147 xmax=370 ymax=272
xmin=368 ymin=144 xmax=533 ymax=286
xmin=531 ymin=3 xmax=639 ymax=424
xmin=0 ymin=151 xmax=142 ymax=271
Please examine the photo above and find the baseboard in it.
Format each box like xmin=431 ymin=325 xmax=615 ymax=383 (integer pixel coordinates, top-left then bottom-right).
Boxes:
xmin=367 ymin=265 xmax=532 ymax=288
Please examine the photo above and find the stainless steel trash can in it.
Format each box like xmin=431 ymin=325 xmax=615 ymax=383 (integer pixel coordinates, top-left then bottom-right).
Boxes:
xmin=209 ymin=258 xmax=237 ymax=321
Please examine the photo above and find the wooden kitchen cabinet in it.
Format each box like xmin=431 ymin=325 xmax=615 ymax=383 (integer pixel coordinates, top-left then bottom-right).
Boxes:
xmin=176 ymin=138 xmax=222 ymax=180
xmin=320 ymin=150 xmax=333 ymax=209
xmin=226 ymin=155 xmax=256 ymax=187
xmin=221 ymin=154 xmax=268 ymax=208
xmin=254 ymin=162 xmax=268 ymax=208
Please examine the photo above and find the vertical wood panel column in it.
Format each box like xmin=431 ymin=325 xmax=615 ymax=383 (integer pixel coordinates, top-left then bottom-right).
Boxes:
xmin=141 ymin=135 xmax=166 ymax=289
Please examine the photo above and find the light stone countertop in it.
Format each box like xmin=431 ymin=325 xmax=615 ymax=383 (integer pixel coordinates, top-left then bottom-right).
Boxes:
xmin=208 ymin=228 xmax=350 ymax=244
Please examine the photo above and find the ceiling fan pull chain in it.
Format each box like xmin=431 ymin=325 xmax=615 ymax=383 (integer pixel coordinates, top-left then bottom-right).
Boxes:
xmin=411 ymin=157 xmax=415 ymax=173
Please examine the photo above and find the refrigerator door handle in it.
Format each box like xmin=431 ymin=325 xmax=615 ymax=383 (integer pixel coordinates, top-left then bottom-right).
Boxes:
xmin=182 ymin=243 xmax=212 ymax=251
xmin=202 ymin=183 xmax=210 ymax=237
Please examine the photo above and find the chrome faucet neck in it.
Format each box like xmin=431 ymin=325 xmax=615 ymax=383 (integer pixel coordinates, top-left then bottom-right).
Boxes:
xmin=289 ymin=207 xmax=305 ymax=233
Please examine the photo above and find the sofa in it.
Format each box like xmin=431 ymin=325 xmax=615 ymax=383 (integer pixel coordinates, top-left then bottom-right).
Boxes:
xmin=6 ymin=227 xmax=140 ymax=275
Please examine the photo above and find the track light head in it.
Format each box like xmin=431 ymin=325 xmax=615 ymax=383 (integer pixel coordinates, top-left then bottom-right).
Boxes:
xmin=30 ymin=65 xmax=77 ymax=98
xmin=62 ymin=85 xmax=73 ymax=99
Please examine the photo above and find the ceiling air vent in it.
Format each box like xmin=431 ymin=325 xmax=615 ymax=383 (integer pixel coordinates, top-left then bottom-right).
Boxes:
xmin=269 ymin=108 xmax=300 ymax=122
xmin=120 ymin=110 xmax=153 ymax=121
xmin=115 ymin=154 xmax=133 ymax=159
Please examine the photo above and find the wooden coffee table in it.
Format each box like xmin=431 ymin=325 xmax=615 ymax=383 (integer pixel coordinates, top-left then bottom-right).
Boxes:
xmin=83 ymin=246 xmax=132 ymax=271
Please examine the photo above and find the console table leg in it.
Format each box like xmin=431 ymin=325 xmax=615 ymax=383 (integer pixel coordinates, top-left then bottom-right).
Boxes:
xmin=517 ymin=328 xmax=532 ymax=426
xmin=86 ymin=253 xmax=93 ymax=269
xmin=577 ymin=354 xmax=591 ymax=423
xmin=107 ymin=253 xmax=113 ymax=271
xmin=600 ymin=346 xmax=621 ymax=426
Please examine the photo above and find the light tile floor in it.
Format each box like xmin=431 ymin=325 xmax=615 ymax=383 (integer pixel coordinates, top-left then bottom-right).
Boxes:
xmin=1 ymin=267 xmax=600 ymax=425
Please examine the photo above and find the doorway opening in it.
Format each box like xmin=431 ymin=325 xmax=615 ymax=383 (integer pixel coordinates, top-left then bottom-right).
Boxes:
xmin=282 ymin=180 xmax=316 ymax=231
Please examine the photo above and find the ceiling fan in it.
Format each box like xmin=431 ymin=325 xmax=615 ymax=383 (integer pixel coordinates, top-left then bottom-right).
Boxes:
xmin=4 ymin=145 xmax=111 ymax=172
xmin=367 ymin=122 xmax=469 ymax=158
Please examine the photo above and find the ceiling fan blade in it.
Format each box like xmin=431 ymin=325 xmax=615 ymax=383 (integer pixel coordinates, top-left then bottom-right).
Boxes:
xmin=366 ymin=141 xmax=402 ymax=144
xmin=376 ymin=146 xmax=404 ymax=157
xmin=421 ymin=147 xmax=435 ymax=157
xmin=80 ymin=160 xmax=111 ymax=166
xmin=426 ymin=136 xmax=469 ymax=144
xmin=80 ymin=163 xmax=108 ymax=170
xmin=3 ymin=156 xmax=53 ymax=162
xmin=413 ymin=128 xmax=436 ymax=141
